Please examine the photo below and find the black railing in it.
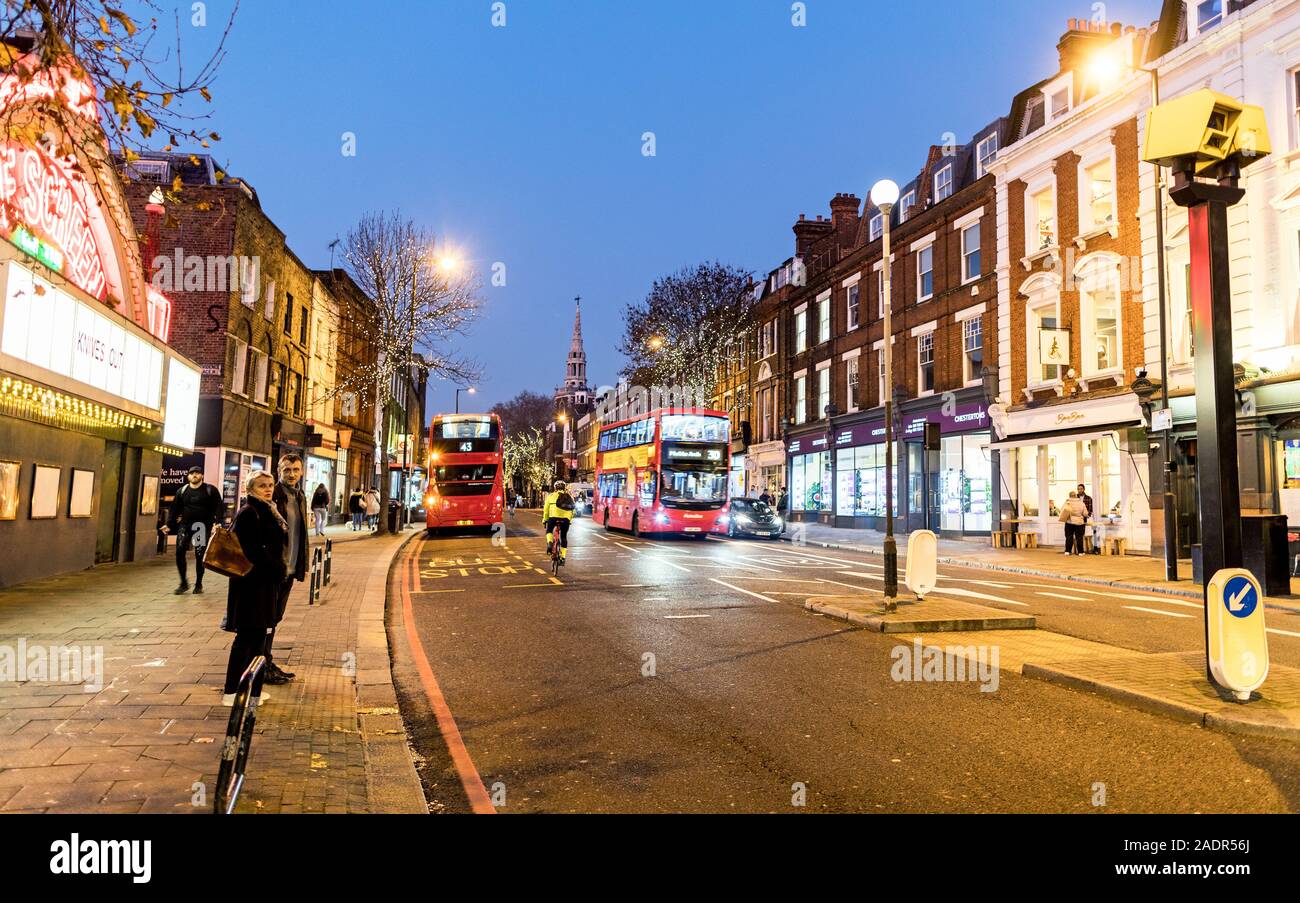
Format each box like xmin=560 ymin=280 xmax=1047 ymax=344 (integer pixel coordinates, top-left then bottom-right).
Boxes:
xmin=214 ymin=654 xmax=266 ymax=815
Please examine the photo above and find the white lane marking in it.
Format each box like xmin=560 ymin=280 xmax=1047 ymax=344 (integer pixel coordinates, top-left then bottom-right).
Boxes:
xmin=614 ymin=543 xmax=641 ymax=554
xmin=1145 ymin=598 xmax=1203 ymax=609
xmin=1123 ymin=605 xmax=1194 ymax=619
xmin=760 ymin=547 xmax=868 ymax=568
xmin=621 ymin=584 xmax=648 ymax=588
xmin=598 ymin=572 xmax=620 ymax=576
xmin=927 ymin=585 xmax=1031 ymax=607
xmin=1268 ymin=627 xmax=1300 ymax=638
xmin=709 ymin=578 xmax=780 ymax=604
xmin=700 ymin=557 xmax=782 ymax=573
xmin=664 ymin=614 xmax=712 ymax=619
xmin=1036 ymin=591 xmax=1092 ymax=602
xmin=647 ymin=556 xmax=692 ymax=573
xmin=715 ymin=576 xmax=828 ymax=584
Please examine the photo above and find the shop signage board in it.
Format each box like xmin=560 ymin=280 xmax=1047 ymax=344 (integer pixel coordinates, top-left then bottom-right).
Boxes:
xmin=830 ymin=402 xmax=990 ymax=450
xmin=0 ymin=258 xmax=164 ymax=411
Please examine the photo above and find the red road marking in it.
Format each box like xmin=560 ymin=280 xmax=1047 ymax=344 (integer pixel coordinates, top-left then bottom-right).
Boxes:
xmin=400 ymin=542 xmax=496 ymax=814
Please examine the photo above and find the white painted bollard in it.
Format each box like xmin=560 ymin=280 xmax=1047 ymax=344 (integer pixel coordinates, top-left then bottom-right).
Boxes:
xmin=905 ymin=530 xmax=938 ymax=600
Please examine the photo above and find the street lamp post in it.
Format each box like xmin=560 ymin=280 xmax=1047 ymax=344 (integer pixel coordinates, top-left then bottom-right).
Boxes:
xmin=871 ymin=179 xmax=900 ymax=611
xmin=455 ymin=385 xmax=476 ymax=414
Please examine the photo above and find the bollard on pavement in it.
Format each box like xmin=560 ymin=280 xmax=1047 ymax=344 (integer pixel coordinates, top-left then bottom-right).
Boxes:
xmin=323 ymin=539 xmax=332 ymax=586
xmin=309 ymin=547 xmax=321 ymax=605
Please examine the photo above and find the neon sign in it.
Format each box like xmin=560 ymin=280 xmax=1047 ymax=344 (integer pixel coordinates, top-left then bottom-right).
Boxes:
xmin=0 ymin=143 xmax=109 ymax=302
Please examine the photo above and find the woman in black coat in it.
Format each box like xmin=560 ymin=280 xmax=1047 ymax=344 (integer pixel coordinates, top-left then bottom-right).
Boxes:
xmin=222 ymin=470 xmax=289 ymax=706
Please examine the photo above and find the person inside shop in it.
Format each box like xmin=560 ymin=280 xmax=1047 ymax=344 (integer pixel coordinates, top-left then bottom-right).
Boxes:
xmin=348 ymin=486 xmax=365 ymax=530
xmin=311 ymin=481 xmax=330 ymax=537
xmin=161 ymin=465 xmax=223 ymax=595
xmin=265 ymin=453 xmax=309 ymax=686
xmin=222 ymin=469 xmax=286 ymax=707
xmin=1076 ymin=483 xmax=1098 ymax=554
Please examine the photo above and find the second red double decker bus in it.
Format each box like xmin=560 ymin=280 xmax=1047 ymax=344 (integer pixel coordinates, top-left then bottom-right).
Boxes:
xmin=594 ymin=408 xmax=730 ymax=538
xmin=424 ymin=413 xmax=504 ymax=534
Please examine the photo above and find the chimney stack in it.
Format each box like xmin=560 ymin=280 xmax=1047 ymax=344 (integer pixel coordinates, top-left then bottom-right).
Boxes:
xmin=793 ymin=214 xmax=834 ymax=258
xmin=829 ymin=192 xmax=861 ymax=238
xmin=1057 ymin=16 xmax=1122 ymax=75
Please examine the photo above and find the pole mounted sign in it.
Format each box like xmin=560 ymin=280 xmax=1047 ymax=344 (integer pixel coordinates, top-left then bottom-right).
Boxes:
xmin=1205 ymin=568 xmax=1269 ymax=702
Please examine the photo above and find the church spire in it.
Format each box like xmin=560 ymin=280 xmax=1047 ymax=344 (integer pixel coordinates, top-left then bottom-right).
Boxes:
xmin=556 ymin=295 xmax=590 ymax=407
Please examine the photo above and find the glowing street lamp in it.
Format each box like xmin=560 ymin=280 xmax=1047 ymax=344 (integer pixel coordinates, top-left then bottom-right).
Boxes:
xmin=455 ymin=385 xmax=476 ymax=414
xmin=870 ymin=178 xmax=900 ymax=611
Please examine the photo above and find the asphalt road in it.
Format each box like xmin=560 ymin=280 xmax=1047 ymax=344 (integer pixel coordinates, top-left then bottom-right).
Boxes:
xmin=387 ymin=511 xmax=1300 ymax=814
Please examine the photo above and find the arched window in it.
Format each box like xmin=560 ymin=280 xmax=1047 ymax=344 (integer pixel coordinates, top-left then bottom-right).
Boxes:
xmin=1022 ymin=272 xmax=1062 ymax=388
xmin=1074 ymin=253 xmax=1123 ymax=377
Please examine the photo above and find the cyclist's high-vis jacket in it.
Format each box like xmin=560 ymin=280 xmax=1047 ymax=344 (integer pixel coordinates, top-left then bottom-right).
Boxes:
xmin=542 ymin=491 xmax=575 ymax=523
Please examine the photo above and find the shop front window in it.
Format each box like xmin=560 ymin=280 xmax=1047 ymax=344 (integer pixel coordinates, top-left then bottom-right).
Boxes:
xmin=790 ymin=451 xmax=831 ymax=512
xmin=1046 ymin=442 xmax=1078 ymax=519
xmin=1017 ymin=446 xmax=1040 ymax=518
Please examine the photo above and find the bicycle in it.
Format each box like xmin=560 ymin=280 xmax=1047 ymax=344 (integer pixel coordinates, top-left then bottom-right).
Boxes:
xmin=549 ymin=522 xmax=564 ymax=576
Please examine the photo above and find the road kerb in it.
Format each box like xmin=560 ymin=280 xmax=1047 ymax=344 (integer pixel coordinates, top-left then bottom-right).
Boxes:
xmin=1023 ymin=652 xmax=1300 ymax=742
xmin=806 ymin=595 xmax=1036 ymax=633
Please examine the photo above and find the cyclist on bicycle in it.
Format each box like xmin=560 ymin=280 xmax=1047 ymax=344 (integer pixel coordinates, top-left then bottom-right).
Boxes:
xmin=542 ymin=479 xmax=576 ymax=563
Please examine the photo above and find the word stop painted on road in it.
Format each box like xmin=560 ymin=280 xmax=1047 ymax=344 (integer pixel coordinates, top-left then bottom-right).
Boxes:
xmin=905 ymin=530 xmax=938 ymax=599
xmin=1206 ymin=568 xmax=1270 ymax=702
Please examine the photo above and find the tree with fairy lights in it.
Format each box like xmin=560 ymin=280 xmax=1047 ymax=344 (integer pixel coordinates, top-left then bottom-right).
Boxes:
xmin=324 ymin=211 xmax=482 ymax=534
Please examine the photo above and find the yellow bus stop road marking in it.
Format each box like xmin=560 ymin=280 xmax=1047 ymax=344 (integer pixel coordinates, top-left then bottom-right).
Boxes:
xmin=504 ymin=577 xmax=564 ymax=588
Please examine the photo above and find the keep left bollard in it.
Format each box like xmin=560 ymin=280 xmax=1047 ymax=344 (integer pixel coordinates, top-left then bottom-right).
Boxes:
xmin=323 ymin=539 xmax=332 ymax=586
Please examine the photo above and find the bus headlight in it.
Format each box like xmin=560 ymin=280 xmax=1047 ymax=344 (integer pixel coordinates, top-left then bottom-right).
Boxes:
xmin=653 ymin=512 xmax=670 ymax=525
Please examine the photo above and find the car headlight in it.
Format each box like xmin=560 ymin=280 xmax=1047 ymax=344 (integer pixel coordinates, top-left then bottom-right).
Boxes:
xmin=735 ymin=515 xmax=752 ymax=525
xmin=773 ymin=517 xmax=783 ymax=528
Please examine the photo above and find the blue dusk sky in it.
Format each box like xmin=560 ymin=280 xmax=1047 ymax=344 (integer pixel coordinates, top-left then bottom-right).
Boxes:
xmin=174 ymin=0 xmax=1160 ymax=413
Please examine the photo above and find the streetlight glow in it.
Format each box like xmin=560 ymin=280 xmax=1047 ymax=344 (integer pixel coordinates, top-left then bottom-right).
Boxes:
xmin=870 ymin=179 xmax=900 ymax=210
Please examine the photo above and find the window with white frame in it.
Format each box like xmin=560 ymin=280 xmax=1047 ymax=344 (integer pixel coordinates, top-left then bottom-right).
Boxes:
xmin=917 ymin=332 xmax=935 ymax=393
xmin=759 ymin=319 xmax=776 ymax=359
xmin=961 ymin=222 xmax=981 ymax=282
xmin=847 ymin=283 xmax=860 ymax=330
xmin=795 ymin=374 xmax=807 ymax=424
xmin=1045 ymin=74 xmax=1072 ymax=121
xmin=818 ymin=294 xmax=831 ymax=344
xmin=847 ymin=355 xmax=860 ymax=407
xmin=876 ymin=267 xmax=886 ymax=319
xmin=1293 ymin=69 xmax=1300 ymax=149
xmin=869 ymin=212 xmax=883 ymax=241
xmin=795 ymin=308 xmax=807 ymax=353
xmin=239 ymin=257 xmax=258 ymax=308
xmin=1028 ymin=296 xmax=1062 ymax=384
xmin=230 ymin=336 xmax=248 ymax=395
xmin=976 ymin=133 xmax=998 ymax=177
xmin=252 ymin=346 xmax=270 ymax=403
xmin=877 ymin=349 xmax=886 ymax=405
xmin=1081 ymin=157 xmax=1115 ymax=231
xmin=917 ymin=245 xmax=934 ymax=301
xmin=817 ymin=367 xmax=830 ymax=419
xmin=1029 ymin=185 xmax=1056 ymax=252
xmin=1080 ymin=265 xmax=1122 ymax=374
xmin=899 ymin=191 xmax=915 ymax=222
xmin=1194 ymin=0 xmax=1222 ymax=34
xmin=263 ymin=278 xmax=276 ymax=321
xmin=933 ymin=165 xmax=953 ymax=202
xmin=962 ymin=316 xmax=983 ymax=384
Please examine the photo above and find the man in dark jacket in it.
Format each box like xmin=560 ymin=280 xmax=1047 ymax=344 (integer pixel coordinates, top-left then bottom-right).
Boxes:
xmin=267 ymin=453 xmax=309 ymax=684
xmin=162 ymin=465 xmax=223 ymax=595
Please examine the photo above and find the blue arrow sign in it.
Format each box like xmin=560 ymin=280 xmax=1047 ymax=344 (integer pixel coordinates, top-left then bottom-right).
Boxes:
xmin=1222 ymin=574 xmax=1258 ymax=619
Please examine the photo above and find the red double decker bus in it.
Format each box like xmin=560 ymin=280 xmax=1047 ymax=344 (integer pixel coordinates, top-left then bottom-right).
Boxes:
xmin=594 ymin=409 xmax=730 ymax=538
xmin=424 ymin=413 xmax=504 ymax=533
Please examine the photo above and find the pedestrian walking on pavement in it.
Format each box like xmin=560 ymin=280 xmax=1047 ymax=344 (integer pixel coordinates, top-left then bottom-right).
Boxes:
xmin=348 ymin=487 xmax=365 ymax=531
xmin=311 ymin=482 xmax=330 ymax=536
xmin=1077 ymin=483 xmax=1100 ymax=554
xmin=364 ymin=486 xmax=381 ymax=530
xmin=222 ymin=469 xmax=287 ymax=707
xmin=161 ymin=465 xmax=223 ymax=595
xmin=266 ymin=453 xmax=310 ymax=685
xmin=1060 ymin=491 xmax=1087 ymax=555
xmin=777 ymin=486 xmax=789 ymax=515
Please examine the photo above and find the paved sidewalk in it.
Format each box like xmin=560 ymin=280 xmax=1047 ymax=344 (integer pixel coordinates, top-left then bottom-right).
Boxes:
xmin=783 ymin=519 xmax=1300 ymax=611
xmin=0 ymin=526 xmax=427 ymax=814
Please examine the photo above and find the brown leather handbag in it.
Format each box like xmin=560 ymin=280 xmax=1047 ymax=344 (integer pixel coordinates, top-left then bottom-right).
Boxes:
xmin=203 ymin=524 xmax=253 ymax=578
